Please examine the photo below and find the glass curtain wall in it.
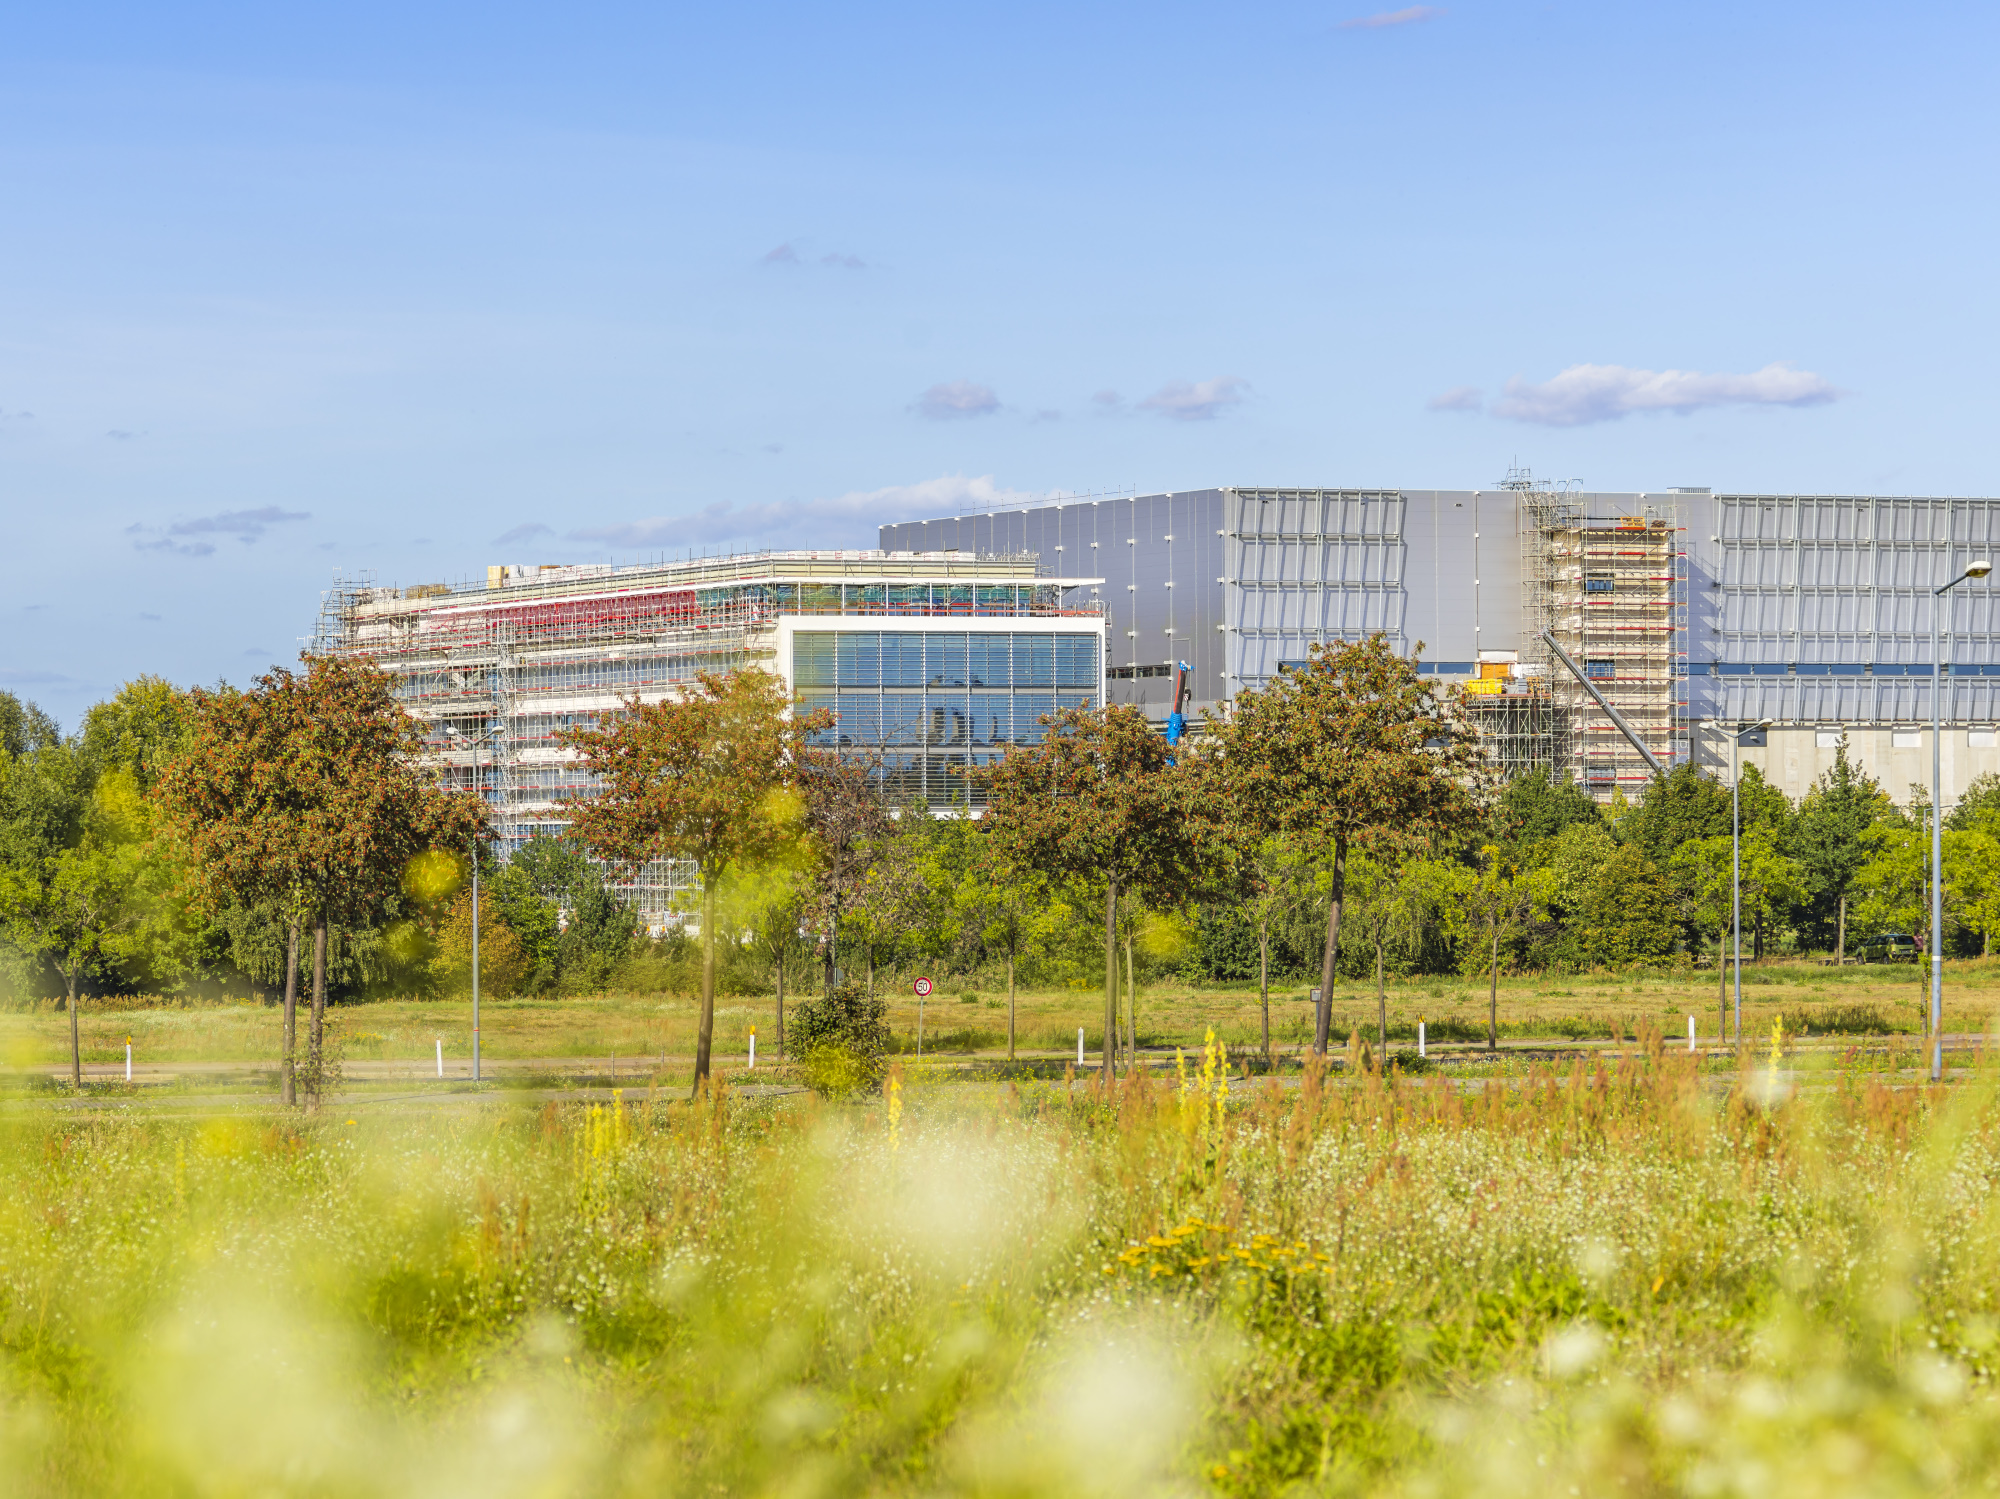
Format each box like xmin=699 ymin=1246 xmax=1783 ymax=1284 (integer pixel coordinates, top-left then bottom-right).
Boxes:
xmin=795 ymin=630 xmax=1101 ymax=806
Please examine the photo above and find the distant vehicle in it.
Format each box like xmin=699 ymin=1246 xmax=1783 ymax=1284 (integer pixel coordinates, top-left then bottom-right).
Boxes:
xmin=1856 ymin=933 xmax=1919 ymax=963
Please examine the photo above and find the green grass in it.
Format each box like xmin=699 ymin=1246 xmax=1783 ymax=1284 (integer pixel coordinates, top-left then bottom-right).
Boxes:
xmin=6 ymin=1049 xmax=2000 ymax=1494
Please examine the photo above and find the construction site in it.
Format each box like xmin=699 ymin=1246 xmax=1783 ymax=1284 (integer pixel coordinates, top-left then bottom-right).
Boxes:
xmin=314 ymin=550 xmax=1108 ymax=924
xmin=1457 ymin=474 xmax=1686 ymax=796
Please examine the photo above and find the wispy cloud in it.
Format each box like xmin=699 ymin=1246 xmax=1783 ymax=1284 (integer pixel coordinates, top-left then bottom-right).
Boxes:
xmin=107 ymin=429 xmax=137 ymax=441
xmin=1427 ymin=385 xmax=1483 ymax=413
xmin=1491 ymin=362 xmax=1839 ymax=427
xmin=1139 ymin=376 xmax=1248 ymax=422
xmin=1091 ymin=390 xmax=1122 ymax=410
xmin=1339 ymin=5 xmax=1441 ymax=29
xmin=495 ymin=522 xmax=555 ymax=545
xmin=0 ymin=668 xmax=78 ymax=686
xmin=130 ymin=505 xmax=311 ymax=556
xmin=568 ymin=474 xmax=1037 ymax=551
xmin=914 ymin=380 xmax=1001 ymax=420
xmin=761 ymin=242 xmax=866 ymax=270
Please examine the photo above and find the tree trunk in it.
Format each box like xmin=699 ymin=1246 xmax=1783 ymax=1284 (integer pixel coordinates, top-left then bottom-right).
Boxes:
xmin=282 ymin=921 xmax=298 ymax=1108
xmin=823 ymin=905 xmax=838 ymax=994
xmin=1375 ymin=940 xmax=1386 ymax=1053
xmin=1006 ymin=946 xmax=1016 ymax=1062
xmin=867 ymin=948 xmax=874 ymax=996
xmin=1258 ymin=915 xmax=1270 ymax=1068
xmin=309 ymin=916 xmax=327 ymax=1109
xmin=1124 ymin=933 xmax=1137 ymax=1066
xmin=1754 ymin=913 xmax=1764 ymax=963
xmin=1488 ymin=929 xmax=1500 ymax=1052
xmin=1315 ymin=835 xmax=1348 ymax=1055
xmin=1837 ymin=893 xmax=1846 ymax=964
xmin=1102 ymin=878 xmax=1118 ymax=1080
xmin=775 ymin=953 xmax=785 ymax=1060
xmin=67 ymin=965 xmax=80 ymax=1088
xmin=696 ymin=882 xmax=717 ymax=1084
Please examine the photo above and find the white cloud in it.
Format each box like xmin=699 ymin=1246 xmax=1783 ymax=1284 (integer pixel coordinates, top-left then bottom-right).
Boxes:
xmin=914 ymin=380 xmax=1001 ymax=420
xmin=1427 ymin=385 xmax=1483 ymax=412
xmin=760 ymin=242 xmax=802 ymax=266
xmin=1339 ymin=5 xmax=1442 ymax=30
xmin=494 ymin=522 xmax=555 ymax=545
xmin=130 ymin=505 xmax=310 ymax=556
xmin=567 ymin=474 xmax=1037 ymax=550
xmin=1138 ymin=376 xmax=1248 ymax=422
xmin=1492 ymin=362 xmax=1839 ymax=427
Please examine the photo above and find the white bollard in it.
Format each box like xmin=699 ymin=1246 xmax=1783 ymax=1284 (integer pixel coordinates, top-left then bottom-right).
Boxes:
xmin=748 ymin=1028 xmax=756 ymax=1069
xmin=1418 ymin=1021 xmax=1426 ymax=1059
xmin=436 ymin=1038 xmax=444 ymax=1077
xmin=125 ymin=1038 xmax=132 ymax=1083
xmin=1688 ymin=1015 xmax=1696 ymax=1053
xmin=1077 ymin=1027 xmax=1085 ymax=1067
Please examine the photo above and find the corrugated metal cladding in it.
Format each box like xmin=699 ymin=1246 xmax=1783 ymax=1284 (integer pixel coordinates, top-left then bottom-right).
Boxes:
xmin=1691 ymin=494 xmax=2000 ymax=725
xmin=886 ymin=487 xmax=2000 ymax=731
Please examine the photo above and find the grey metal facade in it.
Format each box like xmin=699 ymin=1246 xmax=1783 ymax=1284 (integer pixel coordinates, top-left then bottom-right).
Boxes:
xmin=884 ymin=486 xmax=2000 ymax=803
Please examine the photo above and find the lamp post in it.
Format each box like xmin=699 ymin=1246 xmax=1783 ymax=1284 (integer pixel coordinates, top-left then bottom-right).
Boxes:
xmin=1725 ymin=717 xmax=1773 ymax=1048
xmin=444 ymin=721 xmax=504 ymax=1082
xmin=1930 ymin=558 xmax=1991 ymax=1082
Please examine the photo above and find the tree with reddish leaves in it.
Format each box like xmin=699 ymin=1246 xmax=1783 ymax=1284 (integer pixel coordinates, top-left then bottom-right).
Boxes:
xmin=156 ymin=654 xmax=488 ymax=1106
xmin=1207 ymin=636 xmax=1483 ymax=1055
xmin=558 ymin=669 xmax=828 ymax=1086
xmin=981 ymin=703 xmax=1203 ymax=1079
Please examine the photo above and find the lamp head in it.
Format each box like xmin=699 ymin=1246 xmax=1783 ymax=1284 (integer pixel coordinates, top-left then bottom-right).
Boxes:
xmin=1968 ymin=559 xmax=1993 ymax=579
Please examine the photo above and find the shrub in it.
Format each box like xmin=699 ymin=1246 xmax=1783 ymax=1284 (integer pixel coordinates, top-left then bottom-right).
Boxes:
xmin=788 ymin=982 xmax=890 ymax=1096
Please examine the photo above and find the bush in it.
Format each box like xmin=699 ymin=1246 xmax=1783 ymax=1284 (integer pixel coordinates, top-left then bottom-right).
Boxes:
xmin=788 ymin=982 xmax=890 ymax=1096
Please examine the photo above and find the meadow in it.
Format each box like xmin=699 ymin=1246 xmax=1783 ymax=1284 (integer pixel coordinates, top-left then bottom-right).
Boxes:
xmin=0 ymin=955 xmax=1989 ymax=1080
xmin=5 ymin=1039 xmax=2000 ymax=1497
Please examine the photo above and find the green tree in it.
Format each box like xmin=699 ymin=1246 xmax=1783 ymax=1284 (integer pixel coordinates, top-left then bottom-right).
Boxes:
xmin=559 ymin=668 xmax=824 ymax=1085
xmin=1618 ymin=762 xmax=1733 ymax=867
xmin=0 ymin=692 xmax=60 ymax=759
xmin=1209 ymin=635 xmax=1483 ymax=1055
xmin=1789 ymin=744 xmax=1893 ymax=956
xmin=0 ymin=743 xmax=140 ymax=1082
xmin=158 ymin=655 xmax=487 ymax=1106
xmin=1947 ymin=772 xmax=2000 ymax=832
xmin=1570 ymin=843 xmax=1678 ymax=970
xmin=983 ymin=704 xmax=1202 ymax=1079
xmin=1342 ymin=849 xmax=1430 ymax=1052
xmin=1451 ymin=847 xmax=1551 ymax=1050
xmin=1491 ymin=767 xmax=1604 ymax=857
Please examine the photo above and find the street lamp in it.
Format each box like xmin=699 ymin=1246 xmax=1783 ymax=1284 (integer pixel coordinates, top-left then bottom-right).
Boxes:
xmin=1724 ymin=717 xmax=1773 ymax=1048
xmin=1930 ymin=558 xmax=1991 ymax=1082
xmin=444 ymin=721 xmax=503 ymax=1082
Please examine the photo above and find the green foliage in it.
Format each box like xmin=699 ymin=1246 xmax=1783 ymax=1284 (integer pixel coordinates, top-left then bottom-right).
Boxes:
xmin=787 ymin=980 xmax=890 ymax=1094
xmin=1789 ymin=744 xmax=1894 ymax=948
xmin=1492 ymin=766 xmax=1604 ymax=855
xmin=0 ymin=689 xmax=61 ymax=758
xmin=1618 ymin=761 xmax=1733 ymax=865
xmin=1565 ymin=843 xmax=1678 ymax=968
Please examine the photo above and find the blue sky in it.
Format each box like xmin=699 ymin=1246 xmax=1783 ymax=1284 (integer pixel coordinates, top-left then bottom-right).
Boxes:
xmin=5 ymin=1 xmax=1998 ymax=727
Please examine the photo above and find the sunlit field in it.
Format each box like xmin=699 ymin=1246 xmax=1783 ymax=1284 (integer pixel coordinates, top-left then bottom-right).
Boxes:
xmin=2 ymin=956 xmax=1994 ymax=1081
xmin=8 ymin=1046 xmax=2000 ymax=1497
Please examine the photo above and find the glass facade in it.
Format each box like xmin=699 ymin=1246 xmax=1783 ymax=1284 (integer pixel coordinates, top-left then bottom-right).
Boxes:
xmin=794 ymin=629 xmax=1101 ymax=805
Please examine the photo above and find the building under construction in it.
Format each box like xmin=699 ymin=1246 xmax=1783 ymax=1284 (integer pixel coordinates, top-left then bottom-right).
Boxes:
xmin=315 ymin=551 xmax=1107 ymax=923
xmin=884 ymin=480 xmax=2000 ymax=806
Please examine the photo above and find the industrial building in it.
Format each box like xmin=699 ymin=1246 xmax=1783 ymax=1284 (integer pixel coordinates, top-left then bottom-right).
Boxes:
xmin=314 ymin=551 xmax=1106 ymax=921
xmin=882 ymin=478 xmax=2000 ymax=807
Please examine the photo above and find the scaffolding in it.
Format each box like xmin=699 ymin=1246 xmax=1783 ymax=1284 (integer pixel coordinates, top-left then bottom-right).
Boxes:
xmin=314 ymin=551 xmax=1099 ymax=925
xmin=1547 ymin=503 xmax=1683 ymax=797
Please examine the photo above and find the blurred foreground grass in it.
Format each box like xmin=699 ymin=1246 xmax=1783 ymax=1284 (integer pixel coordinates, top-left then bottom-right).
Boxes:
xmin=8 ymin=1043 xmax=2000 ymax=1495
xmin=2 ymin=954 xmax=1994 ymax=1070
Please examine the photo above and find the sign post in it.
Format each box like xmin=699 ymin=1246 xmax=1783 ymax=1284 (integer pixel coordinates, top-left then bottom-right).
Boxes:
xmin=914 ymin=977 xmax=932 ymax=1059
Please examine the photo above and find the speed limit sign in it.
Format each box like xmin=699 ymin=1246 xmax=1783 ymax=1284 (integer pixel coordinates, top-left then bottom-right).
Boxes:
xmin=913 ymin=976 xmax=933 ymax=997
